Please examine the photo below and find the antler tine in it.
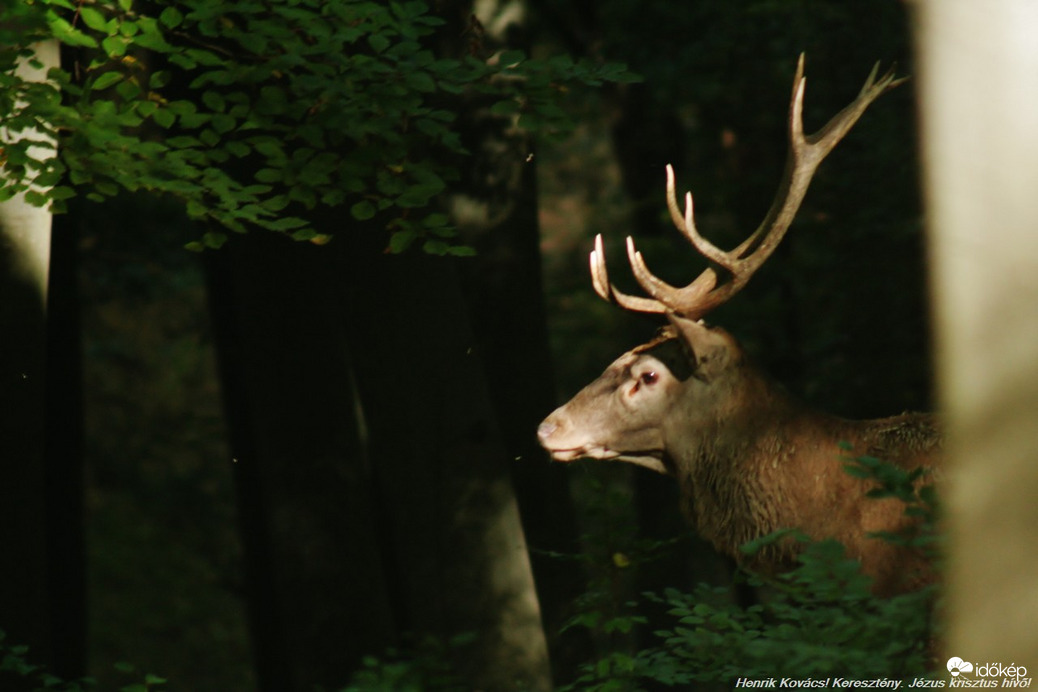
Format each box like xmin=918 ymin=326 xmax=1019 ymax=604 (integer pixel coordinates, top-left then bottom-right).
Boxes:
xmin=626 ymin=236 xmax=693 ymax=305
xmin=732 ymin=53 xmax=904 ymax=268
xmin=588 ymin=54 xmax=902 ymax=321
xmin=589 ymin=234 xmax=667 ymax=314
xmin=589 ymin=233 xmax=611 ymax=301
xmin=665 ymin=165 xmax=738 ymax=273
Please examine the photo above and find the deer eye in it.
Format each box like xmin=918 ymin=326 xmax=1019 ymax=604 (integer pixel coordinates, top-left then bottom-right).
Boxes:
xmin=639 ymin=371 xmax=658 ymax=386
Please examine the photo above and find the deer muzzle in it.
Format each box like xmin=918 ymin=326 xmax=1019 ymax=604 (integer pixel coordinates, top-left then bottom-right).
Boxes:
xmin=537 ymin=412 xmax=620 ymax=462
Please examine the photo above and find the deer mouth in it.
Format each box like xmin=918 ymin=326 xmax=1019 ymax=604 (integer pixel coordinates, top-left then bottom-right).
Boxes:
xmin=544 ymin=443 xmax=670 ymax=475
xmin=545 ymin=445 xmax=621 ymax=463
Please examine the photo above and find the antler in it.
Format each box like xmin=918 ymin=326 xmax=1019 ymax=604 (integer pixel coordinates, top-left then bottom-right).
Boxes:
xmin=590 ymin=54 xmax=906 ymax=320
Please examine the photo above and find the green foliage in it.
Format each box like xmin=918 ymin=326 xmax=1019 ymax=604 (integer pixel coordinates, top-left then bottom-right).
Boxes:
xmin=0 ymin=0 xmax=638 ymax=251
xmin=629 ymin=545 xmax=935 ymax=687
xmin=333 ymin=456 xmax=938 ymax=691
xmin=0 ymin=629 xmax=166 ymax=692
xmin=842 ymin=446 xmax=942 ymax=552
xmin=338 ymin=634 xmax=473 ymax=692
xmin=561 ymin=455 xmax=941 ymax=691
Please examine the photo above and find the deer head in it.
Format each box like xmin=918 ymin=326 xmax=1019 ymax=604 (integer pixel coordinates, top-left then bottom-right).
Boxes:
xmin=538 ymin=55 xmax=908 ymax=475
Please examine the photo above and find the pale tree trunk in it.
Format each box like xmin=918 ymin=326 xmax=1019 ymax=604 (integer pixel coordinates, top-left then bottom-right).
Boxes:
xmin=913 ymin=0 xmax=1038 ymax=668
xmin=0 ymin=38 xmax=59 ymax=667
xmin=0 ymin=39 xmax=56 ymax=298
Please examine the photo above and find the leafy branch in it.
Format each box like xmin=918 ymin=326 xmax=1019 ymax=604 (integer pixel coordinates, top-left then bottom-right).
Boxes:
xmin=0 ymin=0 xmax=639 ymax=252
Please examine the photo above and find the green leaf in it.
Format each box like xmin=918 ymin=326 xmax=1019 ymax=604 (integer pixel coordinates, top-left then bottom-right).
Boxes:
xmin=237 ymin=32 xmax=268 ymax=55
xmin=320 ymin=189 xmax=345 ymax=206
xmin=422 ymin=239 xmax=449 ymax=255
xmin=90 ymin=72 xmax=123 ymax=91
xmin=262 ymin=195 xmax=289 ymax=211
xmin=489 ymin=99 xmax=520 ymax=116
xmin=203 ymin=231 xmax=227 ymax=249
xmin=102 ymin=35 xmax=127 ymax=56
xmin=50 ymin=185 xmax=76 ymax=201
xmin=252 ymin=139 xmax=285 ymax=161
xmin=350 ymin=200 xmax=376 ymax=220
xmin=78 ymin=7 xmax=110 ymax=33
xmin=24 ymin=189 xmax=49 ymax=207
xmin=47 ymin=13 xmax=99 ymax=48
xmin=119 ymin=18 xmax=140 ymax=37
xmin=202 ymin=90 xmax=225 ymax=112
xmin=135 ymin=100 xmax=158 ymax=117
xmin=167 ymin=100 xmax=198 ymax=116
xmin=368 ymin=33 xmax=391 ymax=53
xmin=406 ymin=71 xmax=435 ymax=92
xmin=211 ymin=114 xmax=236 ymax=134
xmin=149 ymin=70 xmax=172 ymax=89
xmin=166 ymin=135 xmax=201 ymax=148
xmin=396 ymin=182 xmax=444 ymax=208
xmin=422 ymin=212 xmax=449 ymax=227
xmin=427 ymin=224 xmax=456 ymax=239
xmin=446 ymin=244 xmax=475 ymax=257
xmin=388 ymin=229 xmax=416 ymax=253
xmin=498 ymin=49 xmax=525 ymax=67
xmin=224 ymin=141 xmax=251 ymax=158
xmin=179 ymin=111 xmax=210 ymax=129
xmin=257 ymin=86 xmax=285 ymax=114
xmin=266 ymin=217 xmax=309 ymax=231
xmin=133 ymin=22 xmax=175 ymax=52
xmin=159 ymin=6 xmax=183 ymax=28
xmin=254 ymin=168 xmax=281 ymax=183
xmin=186 ymin=48 xmax=223 ymax=67
xmin=186 ymin=199 xmax=207 ymax=218
xmin=199 ymin=128 xmax=219 ymax=147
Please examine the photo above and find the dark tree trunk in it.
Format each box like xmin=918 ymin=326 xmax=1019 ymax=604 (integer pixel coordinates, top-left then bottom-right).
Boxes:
xmin=44 ymin=207 xmax=87 ymax=681
xmin=204 ymin=235 xmax=398 ymax=692
xmin=0 ymin=184 xmax=85 ymax=692
xmin=205 ymin=228 xmax=551 ymax=691
xmin=0 ymin=227 xmax=50 ymax=691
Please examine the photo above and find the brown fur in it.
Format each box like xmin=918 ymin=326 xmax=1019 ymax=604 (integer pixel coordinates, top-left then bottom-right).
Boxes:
xmin=539 ymin=319 xmax=942 ymax=595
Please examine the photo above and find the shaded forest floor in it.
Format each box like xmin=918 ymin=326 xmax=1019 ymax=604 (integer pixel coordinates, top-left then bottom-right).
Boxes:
xmin=80 ymin=199 xmax=253 ymax=689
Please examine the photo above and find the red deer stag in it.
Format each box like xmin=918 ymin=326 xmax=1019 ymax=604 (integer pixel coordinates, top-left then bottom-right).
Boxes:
xmin=537 ymin=56 xmax=940 ymax=596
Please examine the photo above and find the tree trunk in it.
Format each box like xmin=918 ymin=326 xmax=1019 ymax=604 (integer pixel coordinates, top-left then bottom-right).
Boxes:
xmin=454 ymin=156 xmax=592 ymax=679
xmin=205 ymin=234 xmax=401 ymax=692
xmin=344 ymin=233 xmax=552 ymax=691
xmin=43 ymin=198 xmax=86 ymax=681
xmin=914 ymin=0 xmax=1038 ymax=668
xmin=0 ymin=39 xmax=83 ymax=682
xmin=206 ymin=228 xmax=551 ymax=691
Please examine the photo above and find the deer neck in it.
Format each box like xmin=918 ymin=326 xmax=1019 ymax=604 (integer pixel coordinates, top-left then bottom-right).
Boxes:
xmin=667 ymin=376 xmax=858 ymax=563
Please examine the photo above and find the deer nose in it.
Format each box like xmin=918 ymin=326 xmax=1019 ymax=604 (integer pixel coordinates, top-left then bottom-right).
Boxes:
xmin=537 ymin=420 xmax=558 ymax=443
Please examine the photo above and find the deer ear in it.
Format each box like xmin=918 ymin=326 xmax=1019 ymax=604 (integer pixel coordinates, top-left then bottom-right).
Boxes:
xmin=666 ymin=313 xmax=740 ymax=378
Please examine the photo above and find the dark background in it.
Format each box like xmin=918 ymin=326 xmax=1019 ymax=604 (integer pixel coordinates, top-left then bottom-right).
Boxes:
xmin=3 ymin=1 xmax=929 ymax=689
